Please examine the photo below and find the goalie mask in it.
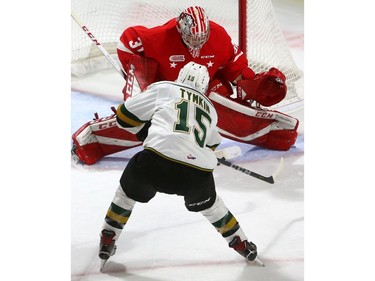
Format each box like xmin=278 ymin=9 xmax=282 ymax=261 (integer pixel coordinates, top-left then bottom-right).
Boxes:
xmin=176 ymin=6 xmax=210 ymax=58
xmin=177 ymin=62 xmax=210 ymax=94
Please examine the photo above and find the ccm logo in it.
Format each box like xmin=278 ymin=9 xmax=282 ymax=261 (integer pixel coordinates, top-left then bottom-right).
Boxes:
xmin=255 ymin=112 xmax=274 ymax=119
xmin=188 ymin=197 xmax=211 ymax=207
xmin=82 ymin=26 xmax=100 ymax=45
xmin=125 ymin=64 xmax=136 ymax=99
xmin=89 ymin=116 xmax=117 ymax=130
xmin=98 ymin=120 xmax=117 ymax=130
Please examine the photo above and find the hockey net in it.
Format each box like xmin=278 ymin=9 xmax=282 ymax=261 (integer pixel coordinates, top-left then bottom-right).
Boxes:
xmin=71 ymin=0 xmax=304 ymax=108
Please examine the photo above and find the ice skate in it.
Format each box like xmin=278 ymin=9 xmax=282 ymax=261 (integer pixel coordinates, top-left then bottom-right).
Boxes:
xmin=229 ymin=236 xmax=265 ymax=266
xmin=71 ymin=143 xmax=83 ymax=164
xmin=99 ymin=229 xmax=117 ymax=271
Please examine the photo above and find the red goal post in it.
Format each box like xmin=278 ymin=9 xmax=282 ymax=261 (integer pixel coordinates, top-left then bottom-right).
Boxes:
xmin=71 ymin=0 xmax=303 ymax=108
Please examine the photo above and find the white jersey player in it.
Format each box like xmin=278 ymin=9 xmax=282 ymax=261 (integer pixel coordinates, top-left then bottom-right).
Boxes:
xmin=116 ymin=63 xmax=221 ymax=171
xmin=98 ymin=62 xmax=264 ymax=271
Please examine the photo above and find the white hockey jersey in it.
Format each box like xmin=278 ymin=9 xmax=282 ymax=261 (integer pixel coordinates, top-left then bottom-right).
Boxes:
xmin=116 ymin=81 xmax=222 ymax=171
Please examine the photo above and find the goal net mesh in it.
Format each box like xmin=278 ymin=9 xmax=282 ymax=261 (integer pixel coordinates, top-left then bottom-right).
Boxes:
xmin=71 ymin=0 xmax=303 ymax=106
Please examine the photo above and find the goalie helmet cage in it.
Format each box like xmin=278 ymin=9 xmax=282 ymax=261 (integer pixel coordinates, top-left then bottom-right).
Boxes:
xmin=71 ymin=0 xmax=304 ymax=107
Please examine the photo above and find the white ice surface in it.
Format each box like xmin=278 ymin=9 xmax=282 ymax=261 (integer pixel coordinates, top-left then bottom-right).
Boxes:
xmin=71 ymin=139 xmax=304 ymax=281
xmin=70 ymin=1 xmax=304 ymax=280
xmin=7 ymin=1 xmax=375 ymax=281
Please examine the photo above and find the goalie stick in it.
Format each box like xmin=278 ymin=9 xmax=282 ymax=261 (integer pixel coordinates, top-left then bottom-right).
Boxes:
xmin=71 ymin=13 xmax=281 ymax=185
xmin=217 ymin=157 xmax=284 ymax=184
xmin=71 ymin=11 xmax=127 ymax=80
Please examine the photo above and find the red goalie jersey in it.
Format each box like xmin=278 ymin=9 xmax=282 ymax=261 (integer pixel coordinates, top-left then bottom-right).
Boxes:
xmin=71 ymin=6 xmax=299 ymax=165
xmin=117 ymin=18 xmax=248 ymax=86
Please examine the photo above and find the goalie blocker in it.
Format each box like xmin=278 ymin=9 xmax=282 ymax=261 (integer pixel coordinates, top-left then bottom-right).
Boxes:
xmin=72 ymin=57 xmax=298 ymax=165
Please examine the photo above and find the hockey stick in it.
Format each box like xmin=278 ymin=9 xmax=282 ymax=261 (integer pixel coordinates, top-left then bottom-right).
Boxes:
xmin=214 ymin=146 xmax=241 ymax=160
xmin=71 ymin=13 xmax=282 ymax=184
xmin=217 ymin=157 xmax=284 ymax=184
xmin=71 ymin=11 xmax=127 ymax=80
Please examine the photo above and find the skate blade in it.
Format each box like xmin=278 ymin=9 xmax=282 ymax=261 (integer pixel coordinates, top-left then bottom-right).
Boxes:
xmin=252 ymin=257 xmax=265 ymax=267
xmin=99 ymin=245 xmax=117 ymax=272
xmin=100 ymin=259 xmax=108 ymax=272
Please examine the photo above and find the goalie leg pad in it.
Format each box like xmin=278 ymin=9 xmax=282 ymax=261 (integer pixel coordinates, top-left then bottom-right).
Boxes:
xmin=247 ymin=120 xmax=299 ymax=151
xmin=208 ymin=92 xmax=299 ymax=151
xmin=72 ymin=115 xmax=142 ymax=165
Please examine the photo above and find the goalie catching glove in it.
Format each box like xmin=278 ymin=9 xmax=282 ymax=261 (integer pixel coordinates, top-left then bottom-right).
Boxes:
xmin=236 ymin=67 xmax=287 ymax=107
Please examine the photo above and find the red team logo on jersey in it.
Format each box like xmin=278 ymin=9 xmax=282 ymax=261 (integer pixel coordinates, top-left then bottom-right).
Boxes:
xmin=169 ymin=55 xmax=185 ymax=62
